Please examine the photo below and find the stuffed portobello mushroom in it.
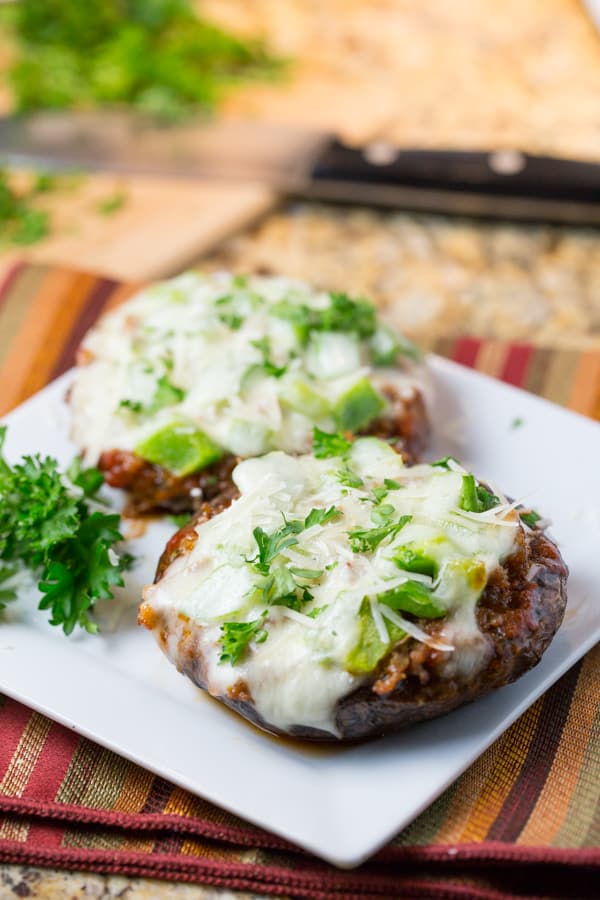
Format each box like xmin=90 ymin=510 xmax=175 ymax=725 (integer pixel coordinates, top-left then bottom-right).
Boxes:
xmin=70 ymin=272 xmax=430 ymax=516
xmin=139 ymin=434 xmax=568 ymax=741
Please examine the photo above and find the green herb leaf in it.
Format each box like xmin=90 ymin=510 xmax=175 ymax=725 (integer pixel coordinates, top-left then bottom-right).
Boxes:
xmin=312 ymin=427 xmax=352 ymax=459
xmin=0 ymin=425 xmax=132 ymax=634
xmin=336 ymin=467 xmax=364 ymax=489
xmin=249 ymin=519 xmax=303 ymax=575
xmin=459 ymin=475 xmax=499 ymax=513
xmin=431 ymin=456 xmax=460 ymax=470
xmin=370 ymin=503 xmax=395 ymax=526
xmin=97 ymin=191 xmax=127 ymax=216
xmin=8 ymin=2 xmax=283 ymax=123
xmin=383 ymin=478 xmax=402 ymax=490
xmin=218 ymin=311 xmax=245 ymax=331
xmin=304 ymin=506 xmax=341 ymax=528
xmin=520 ymin=509 xmax=541 ymax=528
xmin=271 ymin=291 xmax=376 ymax=343
xmin=307 ymin=605 xmax=328 ymax=619
xmin=288 ymin=567 xmax=324 ymax=580
xmin=219 ymin=616 xmax=268 ymax=666
xmin=0 ymin=563 xmax=18 ymax=611
xmin=348 ymin=515 xmax=412 ymax=553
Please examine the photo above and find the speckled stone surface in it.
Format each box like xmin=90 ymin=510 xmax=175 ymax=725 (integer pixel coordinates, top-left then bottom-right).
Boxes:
xmin=203 ymin=203 xmax=600 ymax=348
xmin=0 ymin=865 xmax=271 ymax=899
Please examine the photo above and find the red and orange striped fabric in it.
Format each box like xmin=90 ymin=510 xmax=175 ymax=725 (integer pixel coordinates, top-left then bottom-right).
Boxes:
xmin=0 ymin=264 xmax=598 ymax=900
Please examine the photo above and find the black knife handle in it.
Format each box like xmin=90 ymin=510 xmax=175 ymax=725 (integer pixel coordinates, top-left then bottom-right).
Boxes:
xmin=311 ymin=139 xmax=600 ymax=202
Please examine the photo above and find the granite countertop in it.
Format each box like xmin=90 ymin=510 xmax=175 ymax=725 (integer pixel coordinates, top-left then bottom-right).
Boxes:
xmin=203 ymin=203 xmax=600 ymax=348
xmin=0 ymin=865 xmax=269 ymax=899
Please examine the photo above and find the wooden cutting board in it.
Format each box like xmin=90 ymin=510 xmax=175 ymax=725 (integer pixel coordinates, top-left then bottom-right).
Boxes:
xmin=0 ymin=175 xmax=277 ymax=283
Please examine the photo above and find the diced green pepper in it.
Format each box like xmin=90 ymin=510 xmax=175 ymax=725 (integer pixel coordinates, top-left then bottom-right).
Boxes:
xmin=136 ymin=422 xmax=222 ymax=476
xmin=370 ymin=324 xmax=400 ymax=365
xmin=377 ymin=580 xmax=446 ymax=619
xmin=345 ymin=597 xmax=406 ymax=675
xmin=393 ymin=545 xmax=438 ymax=579
xmin=280 ymin=379 xmax=331 ymax=420
xmin=333 ymin=378 xmax=385 ymax=431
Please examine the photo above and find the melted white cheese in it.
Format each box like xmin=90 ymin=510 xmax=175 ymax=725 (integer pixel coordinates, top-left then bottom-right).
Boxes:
xmin=69 ymin=272 xmax=428 ymax=465
xmin=144 ymin=440 xmax=519 ymax=736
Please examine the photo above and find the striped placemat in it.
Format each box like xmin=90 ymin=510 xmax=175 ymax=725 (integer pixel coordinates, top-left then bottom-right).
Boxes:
xmin=0 ymin=263 xmax=598 ymax=900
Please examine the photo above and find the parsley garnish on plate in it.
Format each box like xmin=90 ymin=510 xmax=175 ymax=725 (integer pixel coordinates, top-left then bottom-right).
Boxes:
xmin=0 ymin=425 xmax=132 ymax=634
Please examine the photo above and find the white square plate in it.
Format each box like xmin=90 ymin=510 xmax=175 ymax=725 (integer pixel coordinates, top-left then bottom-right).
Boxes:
xmin=1 ymin=356 xmax=599 ymax=868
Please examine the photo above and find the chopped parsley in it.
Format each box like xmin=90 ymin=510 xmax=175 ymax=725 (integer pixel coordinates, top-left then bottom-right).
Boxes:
xmin=520 ymin=509 xmax=541 ymax=528
xmin=119 ymin=373 xmax=186 ymax=417
xmin=6 ymin=1 xmax=282 ymax=122
xmin=510 ymin=417 xmax=524 ymax=430
xmin=0 ymin=425 xmax=132 ymax=634
xmin=336 ymin=467 xmax=364 ymax=489
xmin=312 ymin=427 xmax=352 ymax=459
xmin=370 ymin=503 xmax=395 ymax=526
xmin=304 ymin=506 xmax=341 ymax=528
xmin=249 ymin=337 xmax=287 ymax=378
xmin=97 ymin=191 xmax=127 ymax=216
xmin=0 ymin=169 xmax=49 ymax=246
xmin=459 ymin=475 xmax=499 ymax=513
xmin=218 ymin=311 xmax=245 ymax=331
xmin=224 ymin=503 xmax=343 ymax=662
xmin=248 ymin=520 xmax=303 ymax=576
xmin=431 ymin=456 xmax=460 ymax=470
xmin=219 ymin=616 xmax=268 ymax=665
xmin=271 ymin=291 xmax=376 ymax=344
xmin=348 ymin=515 xmax=412 ymax=553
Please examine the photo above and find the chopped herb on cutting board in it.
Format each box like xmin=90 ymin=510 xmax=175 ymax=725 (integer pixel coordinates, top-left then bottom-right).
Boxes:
xmin=3 ymin=0 xmax=284 ymax=121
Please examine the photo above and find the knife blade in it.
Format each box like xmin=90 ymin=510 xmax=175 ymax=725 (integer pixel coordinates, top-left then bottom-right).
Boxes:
xmin=2 ymin=111 xmax=600 ymax=224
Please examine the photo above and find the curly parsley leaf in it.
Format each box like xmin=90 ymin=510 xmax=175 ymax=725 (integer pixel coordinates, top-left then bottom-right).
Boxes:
xmin=0 ymin=563 xmax=19 ymax=611
xmin=219 ymin=616 xmax=268 ymax=666
xmin=312 ymin=427 xmax=352 ymax=459
xmin=0 ymin=424 xmax=132 ymax=634
xmin=248 ymin=520 xmax=304 ymax=576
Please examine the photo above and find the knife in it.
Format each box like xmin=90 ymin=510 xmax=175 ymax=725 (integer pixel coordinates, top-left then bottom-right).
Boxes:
xmin=3 ymin=111 xmax=600 ymax=224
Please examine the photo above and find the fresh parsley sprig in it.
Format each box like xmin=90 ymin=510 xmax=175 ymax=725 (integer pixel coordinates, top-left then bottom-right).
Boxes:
xmin=0 ymin=425 xmax=132 ymax=634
